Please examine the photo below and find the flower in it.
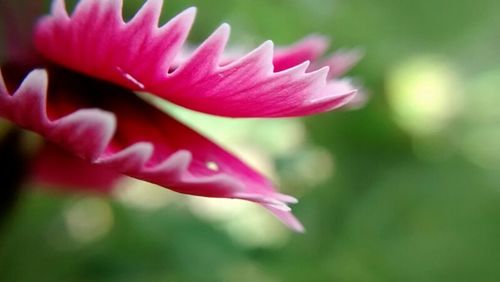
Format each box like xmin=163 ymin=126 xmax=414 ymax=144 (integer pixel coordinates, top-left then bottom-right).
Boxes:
xmin=0 ymin=0 xmax=360 ymax=232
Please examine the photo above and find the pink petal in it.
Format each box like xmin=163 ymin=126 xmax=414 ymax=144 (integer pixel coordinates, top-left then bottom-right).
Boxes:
xmin=318 ymin=49 xmax=363 ymax=79
xmin=30 ymin=142 xmax=123 ymax=193
xmin=0 ymin=68 xmax=302 ymax=231
xmin=272 ymin=35 xmax=329 ymax=72
xmin=167 ymin=35 xmax=328 ymax=77
xmin=0 ymin=69 xmax=116 ymax=161
xmin=35 ymin=0 xmax=357 ymax=118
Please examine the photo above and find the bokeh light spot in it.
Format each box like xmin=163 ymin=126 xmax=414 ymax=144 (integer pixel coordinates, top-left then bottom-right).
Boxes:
xmin=64 ymin=197 xmax=113 ymax=244
xmin=188 ymin=197 xmax=290 ymax=248
xmin=387 ymin=56 xmax=462 ymax=136
xmin=113 ymin=178 xmax=176 ymax=210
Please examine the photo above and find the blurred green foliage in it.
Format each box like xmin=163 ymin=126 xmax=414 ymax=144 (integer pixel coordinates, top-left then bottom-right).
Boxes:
xmin=1 ymin=0 xmax=500 ymax=281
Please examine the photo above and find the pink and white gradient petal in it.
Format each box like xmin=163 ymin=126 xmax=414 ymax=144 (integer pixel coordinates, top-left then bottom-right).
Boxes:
xmin=272 ymin=35 xmax=329 ymax=72
xmin=0 ymin=69 xmax=303 ymax=231
xmin=35 ymin=0 xmax=356 ymax=118
xmin=319 ymin=49 xmax=363 ymax=79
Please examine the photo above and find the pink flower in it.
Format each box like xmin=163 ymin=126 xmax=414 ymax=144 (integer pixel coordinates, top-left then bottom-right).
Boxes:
xmin=0 ymin=0 xmax=360 ymax=232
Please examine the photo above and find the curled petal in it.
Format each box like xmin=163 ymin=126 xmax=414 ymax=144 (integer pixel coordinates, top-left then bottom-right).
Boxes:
xmin=0 ymin=69 xmax=116 ymax=160
xmin=35 ymin=0 xmax=357 ymax=118
xmin=0 ymin=68 xmax=302 ymax=231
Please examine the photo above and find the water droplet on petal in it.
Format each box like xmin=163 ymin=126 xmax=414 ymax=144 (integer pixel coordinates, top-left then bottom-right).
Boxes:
xmin=206 ymin=161 xmax=219 ymax=171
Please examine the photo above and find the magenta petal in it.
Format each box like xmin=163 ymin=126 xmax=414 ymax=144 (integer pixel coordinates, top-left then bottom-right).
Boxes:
xmin=30 ymin=142 xmax=123 ymax=193
xmin=266 ymin=206 xmax=305 ymax=233
xmin=272 ymin=35 xmax=329 ymax=72
xmin=0 ymin=69 xmax=116 ymax=160
xmin=0 ymin=69 xmax=302 ymax=231
xmin=35 ymin=0 xmax=357 ymax=118
xmin=35 ymin=0 xmax=195 ymax=90
xmin=320 ymin=49 xmax=363 ymax=79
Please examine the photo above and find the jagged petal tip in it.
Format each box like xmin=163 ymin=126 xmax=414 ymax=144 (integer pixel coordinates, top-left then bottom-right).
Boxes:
xmin=35 ymin=0 xmax=358 ymax=118
xmin=0 ymin=68 xmax=302 ymax=231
